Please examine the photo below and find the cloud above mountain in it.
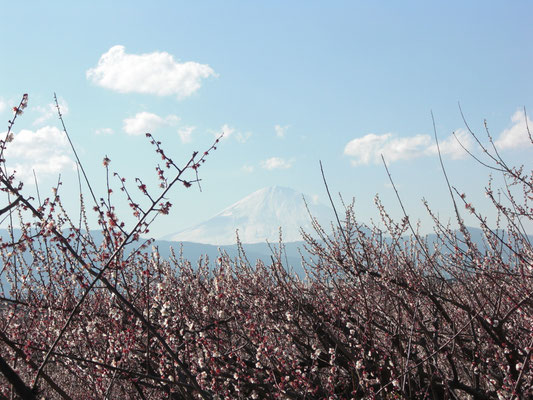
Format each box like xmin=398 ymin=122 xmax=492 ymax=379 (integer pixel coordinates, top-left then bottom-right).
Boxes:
xmin=86 ymin=45 xmax=216 ymax=98
xmin=261 ymin=157 xmax=293 ymax=170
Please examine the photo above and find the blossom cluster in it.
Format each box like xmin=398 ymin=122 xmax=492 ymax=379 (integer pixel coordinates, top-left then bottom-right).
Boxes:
xmin=0 ymin=95 xmax=530 ymax=399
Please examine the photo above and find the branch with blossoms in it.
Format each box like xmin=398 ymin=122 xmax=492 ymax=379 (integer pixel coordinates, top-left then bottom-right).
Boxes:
xmin=0 ymin=94 xmax=531 ymax=399
xmin=0 ymin=94 xmax=221 ymax=399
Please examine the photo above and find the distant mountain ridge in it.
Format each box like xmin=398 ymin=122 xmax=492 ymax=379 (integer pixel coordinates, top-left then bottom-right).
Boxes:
xmin=162 ymin=186 xmax=333 ymax=245
xmin=1 ymin=227 xmax=530 ymax=278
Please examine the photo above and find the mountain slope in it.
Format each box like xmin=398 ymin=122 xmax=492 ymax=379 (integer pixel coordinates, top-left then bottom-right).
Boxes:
xmin=163 ymin=186 xmax=333 ymax=245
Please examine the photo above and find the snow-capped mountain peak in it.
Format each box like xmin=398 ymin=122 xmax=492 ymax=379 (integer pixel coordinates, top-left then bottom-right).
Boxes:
xmin=163 ymin=186 xmax=332 ymax=245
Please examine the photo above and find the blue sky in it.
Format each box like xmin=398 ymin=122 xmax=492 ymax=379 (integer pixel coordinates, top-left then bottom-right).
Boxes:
xmin=1 ymin=1 xmax=532 ymax=238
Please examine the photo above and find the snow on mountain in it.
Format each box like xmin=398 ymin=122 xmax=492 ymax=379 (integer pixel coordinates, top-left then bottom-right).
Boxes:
xmin=163 ymin=186 xmax=333 ymax=245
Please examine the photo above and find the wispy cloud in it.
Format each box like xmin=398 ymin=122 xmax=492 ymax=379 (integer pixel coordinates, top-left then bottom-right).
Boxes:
xmin=212 ymin=124 xmax=252 ymax=143
xmin=0 ymin=98 xmax=6 ymax=113
xmin=177 ymin=126 xmax=196 ymax=143
xmin=32 ymin=98 xmax=68 ymax=126
xmin=236 ymin=131 xmax=252 ymax=143
xmin=242 ymin=164 xmax=255 ymax=173
xmin=216 ymin=123 xmax=235 ymax=139
xmin=274 ymin=124 xmax=289 ymax=138
xmin=95 ymin=127 xmax=114 ymax=135
xmin=86 ymin=45 xmax=216 ymax=98
xmin=495 ymin=109 xmax=533 ymax=150
xmin=260 ymin=157 xmax=293 ymax=170
xmin=3 ymin=126 xmax=75 ymax=180
xmin=344 ymin=130 xmax=472 ymax=166
xmin=123 ymin=112 xmax=179 ymax=136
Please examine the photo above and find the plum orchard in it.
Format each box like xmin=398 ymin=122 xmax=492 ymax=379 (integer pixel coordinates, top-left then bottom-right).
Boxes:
xmin=0 ymin=94 xmax=531 ymax=399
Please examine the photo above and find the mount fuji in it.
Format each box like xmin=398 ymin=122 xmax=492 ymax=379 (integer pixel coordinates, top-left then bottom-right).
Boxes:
xmin=162 ymin=186 xmax=333 ymax=245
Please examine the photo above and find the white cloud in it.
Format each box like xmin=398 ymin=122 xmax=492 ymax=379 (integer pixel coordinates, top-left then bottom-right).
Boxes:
xmin=260 ymin=157 xmax=293 ymax=170
xmin=123 ymin=112 xmax=179 ymax=136
xmin=495 ymin=109 xmax=533 ymax=150
xmin=3 ymin=126 xmax=75 ymax=180
xmin=344 ymin=133 xmax=394 ymax=165
xmin=212 ymin=124 xmax=251 ymax=143
xmin=86 ymin=45 xmax=216 ymax=98
xmin=0 ymin=98 xmax=6 ymax=113
xmin=380 ymin=134 xmax=431 ymax=163
xmin=33 ymin=98 xmax=69 ymax=126
xmin=178 ymin=126 xmax=196 ymax=143
xmin=425 ymin=129 xmax=473 ymax=159
xmin=274 ymin=124 xmax=289 ymax=138
xmin=344 ymin=130 xmax=472 ymax=166
xmin=217 ymin=123 xmax=235 ymax=139
xmin=95 ymin=128 xmax=114 ymax=135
